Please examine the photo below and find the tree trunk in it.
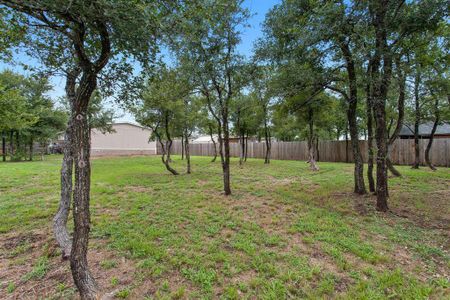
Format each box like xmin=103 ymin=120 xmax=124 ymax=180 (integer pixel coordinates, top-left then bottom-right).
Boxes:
xmin=29 ymin=138 xmax=33 ymax=161
xmin=2 ymin=131 xmax=6 ymax=162
xmin=366 ymin=68 xmax=376 ymax=192
xmin=221 ymin=111 xmax=231 ymax=195
xmin=371 ymin=2 xmax=391 ymax=212
xmin=181 ymin=134 xmax=184 ymax=160
xmin=9 ymin=130 xmax=14 ymax=159
xmin=237 ymin=110 xmax=244 ymax=166
xmin=54 ymin=70 xmax=79 ymax=260
xmin=16 ymin=131 xmax=20 ymax=154
xmin=54 ymin=122 xmax=74 ymax=259
xmin=307 ymin=108 xmax=319 ymax=171
xmin=185 ymin=131 xmax=191 ymax=174
xmin=164 ymin=141 xmax=179 ymax=175
xmin=264 ymin=115 xmax=271 ymax=164
xmin=386 ymin=56 xmax=406 ymax=177
xmin=425 ymin=99 xmax=439 ymax=171
xmin=67 ymin=70 xmax=99 ymax=299
xmin=244 ymin=131 xmax=249 ymax=162
xmin=412 ymin=70 xmax=421 ymax=169
xmin=209 ymin=124 xmax=217 ymax=162
xmin=345 ymin=126 xmax=349 ymax=163
xmin=340 ymin=40 xmax=366 ymax=194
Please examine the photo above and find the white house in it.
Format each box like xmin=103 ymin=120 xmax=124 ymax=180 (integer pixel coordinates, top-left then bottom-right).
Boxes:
xmin=90 ymin=122 xmax=156 ymax=156
xmin=192 ymin=135 xmax=218 ymax=144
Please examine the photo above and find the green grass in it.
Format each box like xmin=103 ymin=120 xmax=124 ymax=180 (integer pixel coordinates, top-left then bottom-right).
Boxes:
xmin=0 ymin=155 xmax=449 ymax=299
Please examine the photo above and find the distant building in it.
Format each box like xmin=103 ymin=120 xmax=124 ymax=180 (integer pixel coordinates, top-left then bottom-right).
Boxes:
xmin=90 ymin=122 xmax=156 ymax=156
xmin=192 ymin=135 xmax=218 ymax=144
xmin=192 ymin=135 xmax=247 ymax=144
xmin=58 ymin=122 xmax=156 ymax=156
xmin=399 ymin=122 xmax=450 ymax=139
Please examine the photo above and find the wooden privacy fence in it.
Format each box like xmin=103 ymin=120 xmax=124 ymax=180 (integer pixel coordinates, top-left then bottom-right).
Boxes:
xmin=158 ymin=138 xmax=450 ymax=167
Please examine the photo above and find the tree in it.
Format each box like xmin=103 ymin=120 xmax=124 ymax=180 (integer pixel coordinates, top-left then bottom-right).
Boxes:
xmin=367 ymin=0 xmax=445 ymax=211
xmin=197 ymin=107 xmax=219 ymax=162
xmin=172 ymin=0 xmax=249 ymax=195
xmin=0 ymin=70 xmax=38 ymax=161
xmin=133 ymin=66 xmax=191 ymax=176
xmin=1 ymin=1 xmax=170 ymax=297
xmin=259 ymin=0 xmax=368 ymax=194
xmin=249 ymin=65 xmax=274 ymax=164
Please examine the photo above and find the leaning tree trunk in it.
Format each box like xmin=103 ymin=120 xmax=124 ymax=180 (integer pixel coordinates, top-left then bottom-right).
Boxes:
xmin=425 ymin=98 xmax=439 ymax=171
xmin=163 ymin=115 xmax=179 ymax=175
xmin=412 ymin=71 xmax=421 ymax=169
xmin=157 ymin=136 xmax=178 ymax=176
xmin=54 ymin=69 xmax=78 ymax=259
xmin=54 ymin=123 xmax=73 ymax=259
xmin=209 ymin=124 xmax=217 ymax=162
xmin=386 ymin=56 xmax=406 ymax=177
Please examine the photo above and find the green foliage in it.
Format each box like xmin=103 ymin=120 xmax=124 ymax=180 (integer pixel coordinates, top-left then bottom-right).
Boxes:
xmin=132 ymin=65 xmax=199 ymax=144
xmin=0 ymin=70 xmax=67 ymax=161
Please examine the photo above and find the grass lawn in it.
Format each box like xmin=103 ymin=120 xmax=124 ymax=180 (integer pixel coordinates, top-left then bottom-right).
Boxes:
xmin=0 ymin=155 xmax=449 ymax=299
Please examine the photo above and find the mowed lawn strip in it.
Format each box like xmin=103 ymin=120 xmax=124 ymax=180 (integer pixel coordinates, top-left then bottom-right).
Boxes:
xmin=0 ymin=155 xmax=449 ymax=299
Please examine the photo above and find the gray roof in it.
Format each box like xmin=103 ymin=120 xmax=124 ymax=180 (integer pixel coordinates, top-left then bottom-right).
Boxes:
xmin=399 ymin=122 xmax=450 ymax=136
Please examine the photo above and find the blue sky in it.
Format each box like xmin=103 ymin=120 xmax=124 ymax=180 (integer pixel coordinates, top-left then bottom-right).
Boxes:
xmin=0 ymin=0 xmax=280 ymax=122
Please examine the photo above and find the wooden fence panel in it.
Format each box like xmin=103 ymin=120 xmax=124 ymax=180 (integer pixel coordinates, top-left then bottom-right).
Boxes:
xmin=156 ymin=138 xmax=450 ymax=167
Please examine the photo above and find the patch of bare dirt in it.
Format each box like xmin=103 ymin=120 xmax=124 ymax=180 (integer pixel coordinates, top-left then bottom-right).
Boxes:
xmin=0 ymin=230 xmax=136 ymax=300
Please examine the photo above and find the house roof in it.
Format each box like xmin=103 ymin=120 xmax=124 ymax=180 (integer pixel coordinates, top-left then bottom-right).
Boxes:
xmin=112 ymin=122 xmax=151 ymax=130
xmin=193 ymin=135 xmax=217 ymax=143
xmin=399 ymin=122 xmax=450 ymax=136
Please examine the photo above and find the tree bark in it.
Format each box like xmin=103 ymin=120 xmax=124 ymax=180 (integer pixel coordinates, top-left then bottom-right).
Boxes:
xmin=209 ymin=124 xmax=217 ymax=162
xmin=2 ymin=131 xmax=6 ymax=162
xmin=157 ymin=115 xmax=179 ymax=175
xmin=9 ymin=130 xmax=14 ymax=159
xmin=412 ymin=70 xmax=421 ymax=169
xmin=54 ymin=123 xmax=73 ymax=259
xmin=345 ymin=125 xmax=349 ymax=163
xmin=184 ymin=131 xmax=191 ymax=174
xmin=54 ymin=69 xmax=79 ymax=260
xmin=307 ymin=108 xmax=319 ymax=171
xmin=181 ymin=134 xmax=184 ymax=160
xmin=339 ymin=40 xmax=366 ymax=194
xmin=371 ymin=1 xmax=392 ymax=212
xmin=366 ymin=63 xmax=376 ymax=193
xmin=244 ymin=131 xmax=249 ymax=162
xmin=264 ymin=110 xmax=271 ymax=164
xmin=70 ymin=72 xmax=99 ymax=300
xmin=29 ymin=137 xmax=33 ymax=161
xmin=386 ymin=56 xmax=406 ymax=177
xmin=425 ymin=98 xmax=439 ymax=171
xmin=237 ymin=110 xmax=244 ymax=166
xmin=222 ymin=112 xmax=231 ymax=195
